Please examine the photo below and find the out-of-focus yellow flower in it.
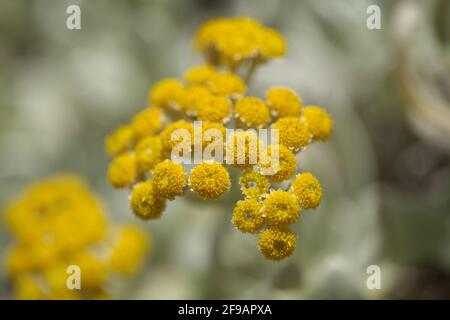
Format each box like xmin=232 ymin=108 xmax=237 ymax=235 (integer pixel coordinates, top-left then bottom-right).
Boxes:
xmin=160 ymin=120 xmax=194 ymax=158
xmin=290 ymin=172 xmax=322 ymax=209
xmin=14 ymin=274 xmax=45 ymax=300
xmin=178 ymin=85 xmax=211 ymax=116
xmin=197 ymin=95 xmax=231 ymax=123
xmin=258 ymin=226 xmax=296 ymax=261
xmin=263 ymin=190 xmax=300 ymax=226
xmin=131 ymin=107 xmax=163 ymax=139
xmin=206 ymin=72 xmax=246 ymax=97
xmin=260 ymin=144 xmax=296 ymax=182
xmin=258 ymin=28 xmax=287 ymax=59
xmin=130 ymin=181 xmax=166 ymax=220
xmin=105 ymin=125 xmax=135 ymax=156
xmin=109 ymin=225 xmax=149 ymax=276
xmin=266 ymin=87 xmax=302 ymax=118
xmin=107 ymin=152 xmax=137 ymax=189
xmin=272 ymin=117 xmax=310 ymax=151
xmin=235 ymin=97 xmax=270 ymax=128
xmin=303 ymin=105 xmax=333 ymax=141
xmin=184 ymin=64 xmax=217 ymax=85
xmin=152 ymin=160 xmax=186 ymax=199
xmin=225 ymin=130 xmax=261 ymax=169
xmin=232 ymin=199 xmax=265 ymax=233
xmin=189 ymin=162 xmax=231 ymax=199
xmin=239 ymin=170 xmax=270 ymax=199
xmin=148 ymin=78 xmax=184 ymax=109
xmin=135 ymin=136 xmax=163 ymax=173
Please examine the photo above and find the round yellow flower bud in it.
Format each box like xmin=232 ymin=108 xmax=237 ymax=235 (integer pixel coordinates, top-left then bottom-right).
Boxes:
xmin=149 ymin=78 xmax=184 ymax=108
xmin=131 ymin=107 xmax=163 ymax=139
xmin=290 ymin=172 xmax=322 ymax=209
xmin=263 ymin=190 xmax=300 ymax=226
xmin=184 ymin=64 xmax=217 ymax=85
xmin=189 ymin=162 xmax=231 ymax=200
xmin=152 ymin=160 xmax=186 ymax=199
xmin=105 ymin=125 xmax=134 ymax=156
xmin=259 ymin=28 xmax=287 ymax=59
xmin=259 ymin=226 xmax=296 ymax=261
xmin=160 ymin=120 xmax=194 ymax=158
xmin=197 ymin=95 xmax=231 ymax=123
xmin=272 ymin=117 xmax=310 ymax=151
xmin=232 ymin=199 xmax=265 ymax=233
xmin=260 ymin=144 xmax=296 ymax=182
xmin=206 ymin=72 xmax=246 ymax=96
xmin=130 ymin=181 xmax=166 ymax=220
xmin=303 ymin=105 xmax=333 ymax=141
xmin=266 ymin=87 xmax=302 ymax=118
xmin=107 ymin=152 xmax=137 ymax=188
xmin=239 ymin=170 xmax=270 ymax=199
xmin=178 ymin=85 xmax=211 ymax=116
xmin=235 ymin=97 xmax=270 ymax=128
xmin=135 ymin=136 xmax=163 ymax=173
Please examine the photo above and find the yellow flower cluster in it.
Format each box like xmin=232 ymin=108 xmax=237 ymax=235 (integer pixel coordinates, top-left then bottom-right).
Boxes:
xmin=3 ymin=175 xmax=149 ymax=299
xmin=105 ymin=17 xmax=333 ymax=261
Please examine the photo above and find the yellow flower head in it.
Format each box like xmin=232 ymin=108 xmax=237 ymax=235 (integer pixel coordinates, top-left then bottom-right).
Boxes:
xmin=266 ymin=87 xmax=302 ymax=118
xmin=105 ymin=125 xmax=134 ymax=156
xmin=225 ymin=130 xmax=261 ymax=169
xmin=263 ymin=190 xmax=300 ymax=226
xmin=107 ymin=152 xmax=137 ymax=188
xmin=235 ymin=96 xmax=270 ymax=128
xmin=130 ymin=181 xmax=166 ymax=220
xmin=184 ymin=64 xmax=217 ymax=85
xmin=160 ymin=120 xmax=194 ymax=158
xmin=110 ymin=225 xmax=149 ymax=276
xmin=260 ymin=144 xmax=297 ymax=183
xmin=151 ymin=160 xmax=186 ymax=199
xmin=303 ymin=105 xmax=333 ymax=141
xmin=239 ymin=170 xmax=270 ymax=199
xmin=149 ymin=78 xmax=184 ymax=109
xmin=290 ymin=172 xmax=322 ymax=209
xmin=69 ymin=252 xmax=107 ymax=291
xmin=178 ymin=85 xmax=212 ymax=116
xmin=259 ymin=28 xmax=287 ymax=59
xmin=206 ymin=72 xmax=246 ymax=97
xmin=232 ymin=199 xmax=265 ymax=233
xmin=197 ymin=95 xmax=231 ymax=123
xmin=272 ymin=117 xmax=310 ymax=151
xmin=189 ymin=162 xmax=231 ymax=200
xmin=135 ymin=135 xmax=163 ymax=173
xmin=199 ymin=121 xmax=226 ymax=156
xmin=259 ymin=226 xmax=296 ymax=261
xmin=14 ymin=274 xmax=45 ymax=300
xmin=131 ymin=107 xmax=163 ymax=139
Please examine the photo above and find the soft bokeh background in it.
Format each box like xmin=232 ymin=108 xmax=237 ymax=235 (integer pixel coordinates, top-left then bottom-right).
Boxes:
xmin=1 ymin=0 xmax=450 ymax=299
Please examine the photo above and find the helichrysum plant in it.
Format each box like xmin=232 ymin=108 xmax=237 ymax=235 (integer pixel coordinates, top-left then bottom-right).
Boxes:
xmin=3 ymin=175 xmax=149 ymax=299
xmin=105 ymin=17 xmax=333 ymax=261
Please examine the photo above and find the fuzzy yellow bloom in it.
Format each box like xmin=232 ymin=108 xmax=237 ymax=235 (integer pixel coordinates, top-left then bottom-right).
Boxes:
xmin=303 ymin=105 xmax=333 ymax=141
xmin=239 ymin=170 xmax=270 ymax=199
xmin=184 ymin=64 xmax=217 ymax=85
xmin=206 ymin=72 xmax=246 ymax=96
xmin=110 ymin=225 xmax=149 ymax=275
xmin=130 ymin=181 xmax=166 ymax=220
xmin=263 ymin=190 xmax=300 ymax=226
xmin=266 ymin=87 xmax=302 ymax=118
xmin=107 ymin=152 xmax=137 ymax=188
xmin=189 ymin=162 xmax=231 ymax=200
xmin=131 ymin=107 xmax=163 ymax=139
xmin=105 ymin=125 xmax=134 ymax=156
xmin=135 ymin=136 xmax=163 ymax=173
xmin=259 ymin=226 xmax=296 ymax=261
xmin=260 ymin=144 xmax=297 ymax=182
xmin=160 ymin=120 xmax=194 ymax=158
xmin=225 ymin=130 xmax=261 ymax=169
xmin=272 ymin=117 xmax=311 ymax=151
xmin=232 ymin=199 xmax=265 ymax=233
xmin=152 ymin=160 xmax=186 ymax=199
xmin=259 ymin=28 xmax=287 ymax=59
xmin=197 ymin=95 xmax=231 ymax=123
xmin=15 ymin=274 xmax=45 ymax=300
xmin=149 ymin=78 xmax=184 ymax=108
xmin=70 ymin=252 xmax=107 ymax=291
xmin=235 ymin=96 xmax=270 ymax=128
xmin=290 ymin=172 xmax=322 ymax=209
xmin=178 ymin=85 xmax=211 ymax=116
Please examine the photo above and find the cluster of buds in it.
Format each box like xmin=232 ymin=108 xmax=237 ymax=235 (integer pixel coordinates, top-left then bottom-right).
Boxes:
xmin=3 ymin=175 xmax=149 ymax=299
xmin=105 ymin=17 xmax=333 ymax=261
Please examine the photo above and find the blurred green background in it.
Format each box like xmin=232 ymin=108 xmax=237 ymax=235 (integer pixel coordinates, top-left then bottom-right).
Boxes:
xmin=1 ymin=0 xmax=450 ymax=299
